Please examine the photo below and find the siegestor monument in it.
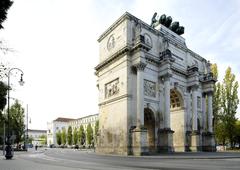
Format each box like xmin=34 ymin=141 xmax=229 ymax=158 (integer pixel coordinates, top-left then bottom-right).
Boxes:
xmin=95 ymin=12 xmax=216 ymax=155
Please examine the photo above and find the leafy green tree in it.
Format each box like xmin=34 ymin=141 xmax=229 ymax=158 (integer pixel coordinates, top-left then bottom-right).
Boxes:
xmin=215 ymin=121 xmax=228 ymax=145
xmin=94 ymin=120 xmax=99 ymax=145
xmin=233 ymin=120 xmax=240 ymax=148
xmin=73 ymin=127 xmax=78 ymax=145
xmin=0 ymin=0 xmax=13 ymax=29
xmin=27 ymin=136 xmax=34 ymax=144
xmin=211 ymin=64 xmax=222 ymax=130
xmin=61 ymin=128 xmax=67 ymax=145
xmin=95 ymin=120 xmax=99 ymax=136
xmin=221 ymin=67 xmax=239 ymax=148
xmin=86 ymin=123 xmax=93 ymax=146
xmin=9 ymin=100 xmax=25 ymax=147
xmin=67 ymin=126 xmax=72 ymax=145
xmin=39 ymin=134 xmax=47 ymax=145
xmin=0 ymin=81 xmax=8 ymax=113
xmin=56 ymin=131 xmax=61 ymax=146
xmin=78 ymin=125 xmax=85 ymax=146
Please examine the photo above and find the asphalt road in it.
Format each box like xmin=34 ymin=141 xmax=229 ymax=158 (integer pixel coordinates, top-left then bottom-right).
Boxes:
xmin=1 ymin=148 xmax=240 ymax=170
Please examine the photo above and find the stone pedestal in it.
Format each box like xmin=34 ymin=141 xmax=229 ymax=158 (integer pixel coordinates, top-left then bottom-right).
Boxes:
xmin=158 ymin=128 xmax=174 ymax=152
xmin=190 ymin=131 xmax=201 ymax=151
xmin=202 ymin=132 xmax=216 ymax=152
xmin=132 ymin=127 xmax=149 ymax=156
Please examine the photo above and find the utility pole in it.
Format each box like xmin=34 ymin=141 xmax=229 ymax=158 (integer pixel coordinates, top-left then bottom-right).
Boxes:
xmin=26 ymin=104 xmax=28 ymax=151
xmin=3 ymin=118 xmax=5 ymax=155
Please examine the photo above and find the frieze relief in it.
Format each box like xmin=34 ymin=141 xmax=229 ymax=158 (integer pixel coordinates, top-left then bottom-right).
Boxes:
xmin=105 ymin=78 xmax=120 ymax=98
xmin=144 ymin=80 xmax=156 ymax=97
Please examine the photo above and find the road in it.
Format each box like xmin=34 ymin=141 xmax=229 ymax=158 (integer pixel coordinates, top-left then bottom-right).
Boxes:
xmin=1 ymin=148 xmax=240 ymax=170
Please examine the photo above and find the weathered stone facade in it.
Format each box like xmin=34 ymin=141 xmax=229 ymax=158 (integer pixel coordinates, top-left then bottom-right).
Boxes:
xmin=95 ymin=12 xmax=216 ymax=155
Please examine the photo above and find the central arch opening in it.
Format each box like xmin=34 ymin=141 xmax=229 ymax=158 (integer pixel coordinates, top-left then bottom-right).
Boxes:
xmin=144 ymin=108 xmax=155 ymax=152
xmin=170 ymin=89 xmax=185 ymax=152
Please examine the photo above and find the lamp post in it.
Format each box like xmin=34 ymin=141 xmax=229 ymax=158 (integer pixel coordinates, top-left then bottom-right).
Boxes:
xmin=5 ymin=68 xmax=24 ymax=160
xmin=25 ymin=104 xmax=29 ymax=151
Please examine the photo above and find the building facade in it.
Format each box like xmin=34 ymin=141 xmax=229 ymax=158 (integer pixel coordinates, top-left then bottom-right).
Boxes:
xmin=95 ymin=12 xmax=216 ymax=155
xmin=69 ymin=114 xmax=99 ymax=132
xmin=47 ymin=117 xmax=75 ymax=146
xmin=47 ymin=114 xmax=98 ymax=146
xmin=28 ymin=129 xmax=47 ymax=146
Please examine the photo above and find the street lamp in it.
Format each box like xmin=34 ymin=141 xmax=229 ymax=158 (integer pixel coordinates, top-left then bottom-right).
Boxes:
xmin=5 ymin=68 xmax=24 ymax=160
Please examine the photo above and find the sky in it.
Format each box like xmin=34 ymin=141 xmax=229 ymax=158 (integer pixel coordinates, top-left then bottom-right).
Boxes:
xmin=0 ymin=0 xmax=239 ymax=130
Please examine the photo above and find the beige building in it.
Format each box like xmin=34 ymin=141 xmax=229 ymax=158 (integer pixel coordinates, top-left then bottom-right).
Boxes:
xmin=47 ymin=117 xmax=75 ymax=146
xmin=95 ymin=12 xmax=216 ymax=155
xmin=28 ymin=129 xmax=47 ymax=146
xmin=47 ymin=114 xmax=98 ymax=146
xmin=69 ymin=114 xmax=99 ymax=132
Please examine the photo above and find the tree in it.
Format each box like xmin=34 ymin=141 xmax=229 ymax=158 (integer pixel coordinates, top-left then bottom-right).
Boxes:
xmin=39 ymin=134 xmax=47 ymax=145
xmin=211 ymin=64 xmax=222 ymax=131
xmin=27 ymin=136 xmax=34 ymax=144
xmin=0 ymin=0 xmax=13 ymax=29
xmin=61 ymin=128 xmax=67 ymax=145
xmin=86 ymin=123 xmax=93 ymax=146
xmin=56 ymin=131 xmax=61 ymax=146
xmin=9 ymin=100 xmax=25 ymax=147
xmin=233 ymin=120 xmax=240 ymax=148
xmin=95 ymin=120 xmax=99 ymax=136
xmin=0 ymin=81 xmax=8 ymax=112
xmin=67 ymin=126 xmax=72 ymax=145
xmin=78 ymin=125 xmax=85 ymax=146
xmin=221 ymin=67 xmax=239 ymax=148
xmin=73 ymin=127 xmax=78 ymax=145
xmin=215 ymin=121 xmax=228 ymax=145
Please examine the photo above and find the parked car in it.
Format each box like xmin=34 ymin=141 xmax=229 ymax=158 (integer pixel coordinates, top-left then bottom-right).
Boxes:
xmin=49 ymin=144 xmax=56 ymax=148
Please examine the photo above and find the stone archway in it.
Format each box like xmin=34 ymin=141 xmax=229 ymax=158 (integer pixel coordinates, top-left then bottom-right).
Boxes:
xmin=170 ymin=89 xmax=185 ymax=151
xmin=144 ymin=108 xmax=155 ymax=152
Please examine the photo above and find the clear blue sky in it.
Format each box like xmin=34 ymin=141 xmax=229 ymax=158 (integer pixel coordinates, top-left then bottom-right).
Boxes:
xmin=0 ymin=0 xmax=239 ymax=129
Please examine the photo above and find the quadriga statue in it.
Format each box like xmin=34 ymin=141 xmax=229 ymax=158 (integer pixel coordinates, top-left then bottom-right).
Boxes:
xmin=164 ymin=16 xmax=172 ymax=28
xmin=159 ymin=14 xmax=166 ymax=25
xmin=170 ymin=21 xmax=179 ymax=32
xmin=175 ymin=26 xmax=184 ymax=35
xmin=150 ymin=12 xmax=157 ymax=27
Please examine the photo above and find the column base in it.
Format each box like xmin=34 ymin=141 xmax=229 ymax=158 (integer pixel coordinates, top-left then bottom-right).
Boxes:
xmin=202 ymin=132 xmax=216 ymax=152
xmin=158 ymin=128 xmax=174 ymax=152
xmin=190 ymin=131 xmax=201 ymax=152
xmin=131 ymin=127 xmax=149 ymax=156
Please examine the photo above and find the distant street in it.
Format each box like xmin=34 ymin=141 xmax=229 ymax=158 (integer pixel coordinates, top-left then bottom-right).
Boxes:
xmin=1 ymin=148 xmax=240 ymax=170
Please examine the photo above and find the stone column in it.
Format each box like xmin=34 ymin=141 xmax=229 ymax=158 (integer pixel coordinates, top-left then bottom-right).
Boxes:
xmin=132 ymin=62 xmax=148 ymax=156
xmin=136 ymin=62 xmax=146 ymax=128
xmin=190 ymin=85 xmax=200 ymax=151
xmin=158 ymin=74 xmax=174 ymax=152
xmin=207 ymin=92 xmax=213 ymax=133
xmin=202 ymin=92 xmax=215 ymax=152
xmin=202 ymin=93 xmax=206 ymax=131
xmin=164 ymin=75 xmax=171 ymax=129
xmin=192 ymin=86 xmax=198 ymax=131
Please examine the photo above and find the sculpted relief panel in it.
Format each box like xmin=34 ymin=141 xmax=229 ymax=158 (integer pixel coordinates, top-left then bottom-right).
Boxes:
xmin=144 ymin=80 xmax=156 ymax=97
xmin=105 ymin=78 xmax=120 ymax=98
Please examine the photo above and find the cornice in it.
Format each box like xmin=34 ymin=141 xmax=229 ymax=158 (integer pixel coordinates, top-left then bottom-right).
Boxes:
xmin=98 ymin=94 xmax=132 ymax=106
xmin=95 ymin=41 xmax=152 ymax=74
xmin=98 ymin=12 xmax=135 ymax=42
xmin=95 ymin=46 xmax=131 ymax=73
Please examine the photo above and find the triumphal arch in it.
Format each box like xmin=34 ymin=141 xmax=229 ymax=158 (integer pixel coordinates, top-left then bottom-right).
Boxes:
xmin=95 ymin=12 xmax=216 ymax=155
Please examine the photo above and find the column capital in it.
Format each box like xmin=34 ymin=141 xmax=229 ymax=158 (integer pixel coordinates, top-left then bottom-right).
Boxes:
xmin=205 ymin=91 xmax=214 ymax=96
xmin=188 ymin=84 xmax=199 ymax=91
xmin=134 ymin=62 xmax=147 ymax=71
xmin=160 ymin=73 xmax=172 ymax=81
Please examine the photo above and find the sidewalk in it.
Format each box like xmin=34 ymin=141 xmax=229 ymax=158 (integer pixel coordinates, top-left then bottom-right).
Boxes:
xmin=95 ymin=151 xmax=240 ymax=159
